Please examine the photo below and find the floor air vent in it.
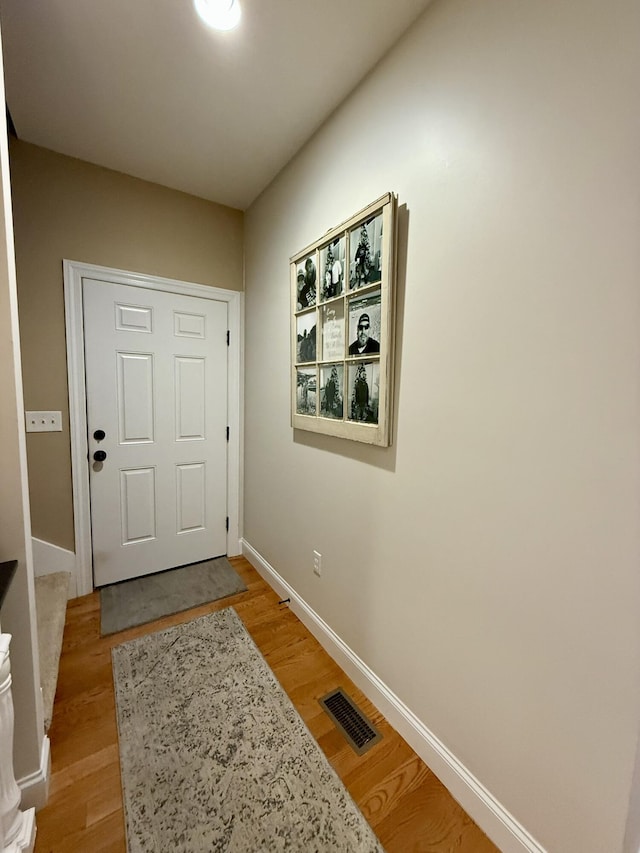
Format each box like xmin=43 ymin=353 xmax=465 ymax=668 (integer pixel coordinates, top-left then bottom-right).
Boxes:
xmin=319 ymin=688 xmax=382 ymax=755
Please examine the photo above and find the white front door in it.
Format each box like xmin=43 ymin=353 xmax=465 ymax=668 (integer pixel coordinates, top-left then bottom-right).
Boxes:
xmin=83 ymin=278 xmax=228 ymax=587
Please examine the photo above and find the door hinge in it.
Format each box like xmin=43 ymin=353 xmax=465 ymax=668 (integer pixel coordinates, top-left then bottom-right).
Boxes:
xmin=226 ymin=426 xmax=230 ymax=441
xmin=226 ymin=330 xmax=230 ymax=346
xmin=226 ymin=517 xmax=229 ymax=532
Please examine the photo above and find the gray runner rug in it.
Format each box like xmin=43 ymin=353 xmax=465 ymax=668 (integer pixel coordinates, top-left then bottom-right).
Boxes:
xmin=100 ymin=557 xmax=247 ymax=635
xmin=112 ymin=607 xmax=385 ymax=853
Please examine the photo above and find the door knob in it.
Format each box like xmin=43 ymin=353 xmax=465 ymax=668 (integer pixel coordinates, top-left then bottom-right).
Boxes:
xmin=93 ymin=450 xmax=107 ymax=462
xmin=93 ymin=429 xmax=106 ymax=441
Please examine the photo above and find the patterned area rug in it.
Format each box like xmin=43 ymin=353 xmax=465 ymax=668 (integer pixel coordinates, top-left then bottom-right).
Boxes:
xmin=112 ymin=607 xmax=385 ymax=852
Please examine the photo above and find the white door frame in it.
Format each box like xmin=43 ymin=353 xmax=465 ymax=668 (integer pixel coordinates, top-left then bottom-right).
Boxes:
xmin=64 ymin=259 xmax=243 ymax=596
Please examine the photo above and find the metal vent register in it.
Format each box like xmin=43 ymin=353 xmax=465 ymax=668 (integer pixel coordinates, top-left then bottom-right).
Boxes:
xmin=319 ymin=688 xmax=382 ymax=755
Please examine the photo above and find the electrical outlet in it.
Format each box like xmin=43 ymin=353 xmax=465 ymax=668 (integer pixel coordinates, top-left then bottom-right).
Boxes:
xmin=25 ymin=411 xmax=62 ymax=433
xmin=313 ymin=550 xmax=322 ymax=577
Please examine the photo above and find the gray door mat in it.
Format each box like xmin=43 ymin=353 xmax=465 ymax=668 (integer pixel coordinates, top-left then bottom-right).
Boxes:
xmin=100 ymin=556 xmax=247 ymax=635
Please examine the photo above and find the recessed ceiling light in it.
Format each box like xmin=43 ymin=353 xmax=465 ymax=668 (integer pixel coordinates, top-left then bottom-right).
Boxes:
xmin=194 ymin=0 xmax=241 ymax=31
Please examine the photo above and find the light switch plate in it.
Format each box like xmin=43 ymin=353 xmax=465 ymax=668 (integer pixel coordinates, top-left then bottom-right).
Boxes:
xmin=25 ymin=411 xmax=62 ymax=432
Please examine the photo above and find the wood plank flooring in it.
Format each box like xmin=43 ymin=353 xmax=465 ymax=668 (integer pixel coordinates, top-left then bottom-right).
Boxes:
xmin=34 ymin=556 xmax=498 ymax=852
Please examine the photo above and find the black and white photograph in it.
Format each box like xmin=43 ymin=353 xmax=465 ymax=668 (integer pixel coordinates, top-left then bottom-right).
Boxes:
xmin=319 ymin=236 xmax=346 ymax=302
xmin=296 ymin=253 xmax=317 ymax=310
xmin=347 ymin=361 xmax=380 ymax=424
xmin=290 ymin=192 xmax=396 ymax=445
xmin=320 ymin=364 xmax=344 ymax=420
xmin=296 ymin=368 xmax=316 ymax=415
xmin=296 ymin=313 xmax=316 ymax=363
xmin=321 ymin=301 xmax=345 ymax=362
xmin=349 ymin=213 xmax=383 ymax=290
xmin=348 ymin=289 xmax=381 ymax=356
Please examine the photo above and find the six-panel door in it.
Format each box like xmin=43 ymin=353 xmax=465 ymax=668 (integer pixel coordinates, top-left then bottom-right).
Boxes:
xmin=83 ymin=278 xmax=228 ymax=586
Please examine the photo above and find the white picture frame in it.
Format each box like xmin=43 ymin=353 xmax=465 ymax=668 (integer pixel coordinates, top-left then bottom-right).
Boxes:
xmin=290 ymin=193 xmax=397 ymax=446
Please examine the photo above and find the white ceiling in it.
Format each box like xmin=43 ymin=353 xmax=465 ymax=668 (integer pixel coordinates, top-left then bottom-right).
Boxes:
xmin=0 ymin=0 xmax=432 ymax=210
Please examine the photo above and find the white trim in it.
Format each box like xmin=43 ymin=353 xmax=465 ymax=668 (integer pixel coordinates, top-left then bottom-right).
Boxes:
xmin=623 ymin=731 xmax=640 ymax=852
xmin=31 ymin=539 xmax=76 ymax=597
xmin=17 ymin=735 xmax=50 ymax=812
xmin=241 ymin=538 xmax=547 ymax=853
xmin=4 ymin=807 xmax=35 ymax=853
xmin=64 ymin=260 xmax=243 ymax=595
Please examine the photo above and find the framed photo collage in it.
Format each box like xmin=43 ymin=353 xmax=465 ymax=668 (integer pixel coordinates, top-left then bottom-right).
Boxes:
xmin=290 ymin=192 xmax=397 ymax=446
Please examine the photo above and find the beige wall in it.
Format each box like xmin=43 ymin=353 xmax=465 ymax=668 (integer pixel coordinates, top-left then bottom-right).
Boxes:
xmin=0 ymin=55 xmax=44 ymax=783
xmin=244 ymin=1 xmax=640 ymax=851
xmin=9 ymin=139 xmax=244 ymax=551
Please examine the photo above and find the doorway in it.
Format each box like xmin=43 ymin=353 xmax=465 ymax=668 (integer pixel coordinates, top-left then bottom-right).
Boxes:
xmin=64 ymin=260 xmax=242 ymax=595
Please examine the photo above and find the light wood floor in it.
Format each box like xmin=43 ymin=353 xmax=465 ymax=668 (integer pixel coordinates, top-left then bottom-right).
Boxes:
xmin=34 ymin=556 xmax=498 ymax=852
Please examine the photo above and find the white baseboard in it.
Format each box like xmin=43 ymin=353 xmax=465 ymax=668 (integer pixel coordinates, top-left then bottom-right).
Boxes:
xmin=31 ymin=538 xmax=76 ymax=598
xmin=18 ymin=734 xmax=50 ymax=812
xmin=8 ymin=806 xmax=36 ymax=853
xmin=241 ymin=538 xmax=546 ymax=853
